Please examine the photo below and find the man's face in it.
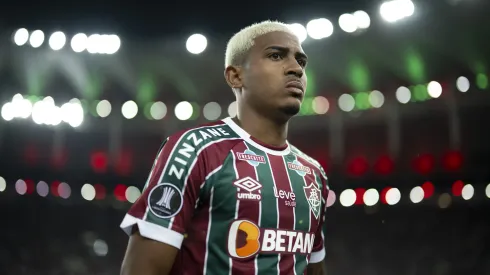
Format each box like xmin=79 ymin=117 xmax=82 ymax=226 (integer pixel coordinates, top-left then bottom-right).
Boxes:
xmin=241 ymin=31 xmax=308 ymax=117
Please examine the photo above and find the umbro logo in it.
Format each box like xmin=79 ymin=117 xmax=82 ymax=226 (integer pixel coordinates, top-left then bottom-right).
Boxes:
xmin=234 ymin=177 xmax=262 ymax=201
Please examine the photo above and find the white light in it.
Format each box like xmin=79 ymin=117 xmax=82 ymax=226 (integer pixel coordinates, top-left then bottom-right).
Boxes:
xmin=121 ymin=101 xmax=138 ymax=119
xmin=29 ymin=30 xmax=45 ymax=48
xmin=0 ymin=176 xmax=6 ymax=192
xmin=306 ymin=18 xmax=334 ymax=39
xmin=427 ymin=81 xmax=442 ymax=98
xmin=369 ymin=90 xmax=385 ymax=108
xmin=49 ymin=31 xmax=66 ymax=51
xmin=485 ymin=183 xmax=490 ymax=199
xmin=58 ymin=182 xmax=71 ymax=199
xmin=1 ymin=103 xmax=15 ymax=121
xmin=339 ymin=189 xmax=356 ymax=207
xmin=338 ymin=13 xmax=358 ymax=33
xmin=461 ymin=184 xmax=474 ymax=200
xmin=410 ymin=186 xmax=424 ymax=203
xmin=87 ymin=34 xmax=102 ymax=54
xmin=363 ymin=188 xmax=379 ymax=206
xmin=396 ymin=86 xmax=411 ymax=104
xmin=15 ymin=179 xmax=27 ymax=195
xmin=81 ymin=184 xmax=96 ymax=201
xmin=32 ymin=101 xmax=49 ymax=124
xmin=13 ymin=28 xmax=29 ymax=46
xmin=105 ymin=35 xmax=121 ymax=54
xmin=93 ymin=239 xmax=108 ymax=256
xmin=125 ymin=186 xmax=141 ymax=203
xmin=203 ymin=102 xmax=222 ymax=120
xmin=186 ymin=34 xmax=207 ymax=54
xmin=386 ymin=188 xmax=401 ymax=205
xmin=456 ymin=76 xmax=470 ymax=92
xmin=227 ymin=101 xmax=237 ymax=117
xmin=71 ymin=33 xmax=88 ymax=53
xmin=60 ymin=102 xmax=84 ymax=127
xmin=380 ymin=0 xmax=415 ymax=23
xmin=338 ymin=94 xmax=355 ymax=112
xmin=150 ymin=101 xmax=167 ymax=120
xmin=288 ymin=23 xmax=308 ymax=43
xmin=174 ymin=101 xmax=193 ymax=120
xmin=96 ymin=100 xmax=112 ymax=118
xmin=46 ymin=106 xmax=62 ymax=126
xmin=353 ymin=11 xmax=371 ymax=29
xmin=36 ymin=181 xmax=49 ymax=197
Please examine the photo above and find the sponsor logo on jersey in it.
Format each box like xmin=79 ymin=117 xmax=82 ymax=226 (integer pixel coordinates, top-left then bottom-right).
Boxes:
xmin=287 ymin=160 xmax=311 ymax=177
xmin=169 ymin=126 xmax=230 ymax=181
xmin=148 ymin=183 xmax=183 ymax=218
xmin=234 ymin=177 xmax=262 ymax=201
xmin=236 ymin=149 xmax=266 ymax=167
xmin=304 ymin=182 xmax=321 ymax=219
xmin=227 ymin=220 xmax=315 ymax=258
xmin=273 ymin=185 xmax=296 ymax=207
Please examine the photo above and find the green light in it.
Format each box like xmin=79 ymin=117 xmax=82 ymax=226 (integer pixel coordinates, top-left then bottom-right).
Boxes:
xmin=348 ymin=59 xmax=370 ymax=93
xmin=84 ymin=73 xmax=102 ymax=100
xmin=413 ymin=84 xmax=429 ymax=101
xmin=300 ymin=97 xmax=314 ymax=115
xmin=354 ymin=92 xmax=370 ymax=110
xmin=189 ymin=102 xmax=200 ymax=120
xmin=476 ymin=73 xmax=488 ymax=89
xmin=305 ymin=69 xmax=316 ymax=97
xmin=405 ymin=48 xmax=425 ymax=84
xmin=137 ymin=74 xmax=157 ymax=105
xmin=144 ymin=102 xmax=153 ymax=120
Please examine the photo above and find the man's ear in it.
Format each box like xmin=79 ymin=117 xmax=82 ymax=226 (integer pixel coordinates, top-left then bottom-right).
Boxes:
xmin=224 ymin=65 xmax=243 ymax=90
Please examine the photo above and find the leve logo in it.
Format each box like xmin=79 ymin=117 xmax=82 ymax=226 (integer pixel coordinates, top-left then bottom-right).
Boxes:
xmin=227 ymin=220 xmax=315 ymax=259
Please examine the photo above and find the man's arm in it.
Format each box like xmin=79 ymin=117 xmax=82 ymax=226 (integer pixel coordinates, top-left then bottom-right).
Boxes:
xmin=121 ymin=230 xmax=178 ymax=275
xmin=119 ymin=131 xmax=213 ymax=275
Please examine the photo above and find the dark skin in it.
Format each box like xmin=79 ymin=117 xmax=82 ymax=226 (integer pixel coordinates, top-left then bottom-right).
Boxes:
xmin=121 ymin=31 xmax=325 ymax=275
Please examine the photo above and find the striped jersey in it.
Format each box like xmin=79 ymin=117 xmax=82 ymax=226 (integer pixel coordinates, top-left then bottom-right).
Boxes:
xmin=121 ymin=117 xmax=329 ymax=275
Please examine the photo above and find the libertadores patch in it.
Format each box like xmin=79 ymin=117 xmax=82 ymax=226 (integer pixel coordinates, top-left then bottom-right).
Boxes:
xmin=148 ymin=183 xmax=183 ymax=218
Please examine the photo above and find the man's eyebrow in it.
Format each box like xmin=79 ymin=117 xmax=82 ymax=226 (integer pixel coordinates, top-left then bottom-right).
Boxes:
xmin=264 ymin=45 xmax=308 ymax=60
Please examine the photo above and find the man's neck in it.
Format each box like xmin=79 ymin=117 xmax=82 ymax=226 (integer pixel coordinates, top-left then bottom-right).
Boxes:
xmin=233 ymin=109 xmax=289 ymax=147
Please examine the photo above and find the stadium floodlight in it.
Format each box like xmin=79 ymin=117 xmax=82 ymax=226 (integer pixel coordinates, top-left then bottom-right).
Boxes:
xmin=29 ymin=30 xmax=45 ymax=48
xmin=175 ymin=101 xmax=193 ymax=120
xmin=288 ymin=23 xmax=307 ymax=43
xmin=338 ymin=13 xmax=358 ymax=33
xmin=186 ymin=34 xmax=207 ymax=54
xmin=13 ymin=28 xmax=29 ymax=46
xmin=71 ymin=33 xmax=88 ymax=53
xmin=306 ymin=18 xmax=334 ymax=39
xmin=49 ymin=31 xmax=66 ymax=51
xmin=380 ymin=0 xmax=415 ymax=23
xmin=353 ymin=11 xmax=371 ymax=29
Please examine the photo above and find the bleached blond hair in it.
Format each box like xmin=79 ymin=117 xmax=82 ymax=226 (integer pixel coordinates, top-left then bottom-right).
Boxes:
xmin=225 ymin=20 xmax=297 ymax=68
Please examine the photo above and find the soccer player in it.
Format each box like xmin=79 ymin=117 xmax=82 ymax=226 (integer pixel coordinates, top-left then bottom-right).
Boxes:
xmin=120 ymin=20 xmax=329 ymax=275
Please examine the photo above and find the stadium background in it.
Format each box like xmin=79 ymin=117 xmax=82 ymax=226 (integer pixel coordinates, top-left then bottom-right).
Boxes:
xmin=1 ymin=0 xmax=490 ymax=274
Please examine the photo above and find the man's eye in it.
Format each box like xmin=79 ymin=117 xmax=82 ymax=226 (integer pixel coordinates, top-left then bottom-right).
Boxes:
xmin=298 ymin=59 xmax=307 ymax=67
xmin=270 ymin=53 xmax=282 ymax=60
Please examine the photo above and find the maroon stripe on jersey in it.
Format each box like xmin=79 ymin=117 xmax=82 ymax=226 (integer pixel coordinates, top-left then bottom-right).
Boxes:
xmin=267 ymin=154 xmax=296 ymax=275
xmin=172 ymin=139 xmax=240 ymax=275
xmin=231 ymin=142 xmax=260 ymax=275
xmin=128 ymin=120 xmax=225 ymax=219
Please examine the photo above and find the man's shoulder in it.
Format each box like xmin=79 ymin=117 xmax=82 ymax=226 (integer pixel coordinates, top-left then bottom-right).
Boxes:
xmin=165 ymin=119 xmax=242 ymax=149
xmin=289 ymin=144 xmax=328 ymax=181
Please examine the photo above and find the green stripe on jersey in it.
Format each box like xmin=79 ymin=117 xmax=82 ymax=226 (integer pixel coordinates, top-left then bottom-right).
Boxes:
xmin=145 ymin=123 xmax=240 ymax=228
xmin=284 ymin=154 xmax=310 ymax=275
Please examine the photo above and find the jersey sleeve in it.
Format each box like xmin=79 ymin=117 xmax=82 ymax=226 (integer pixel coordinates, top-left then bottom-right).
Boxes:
xmin=120 ymin=134 xmax=208 ymax=249
xmin=310 ymin=170 xmax=329 ymax=264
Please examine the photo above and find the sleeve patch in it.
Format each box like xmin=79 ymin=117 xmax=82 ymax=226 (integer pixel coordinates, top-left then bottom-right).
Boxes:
xmin=148 ymin=183 xmax=184 ymax=218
